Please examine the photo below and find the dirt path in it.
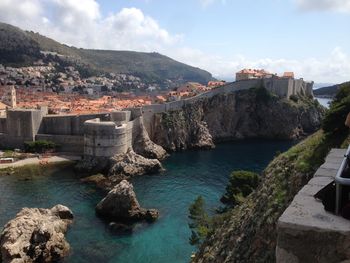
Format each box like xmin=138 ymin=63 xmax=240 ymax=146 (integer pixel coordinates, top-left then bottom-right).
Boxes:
xmin=0 ymin=155 xmax=81 ymax=169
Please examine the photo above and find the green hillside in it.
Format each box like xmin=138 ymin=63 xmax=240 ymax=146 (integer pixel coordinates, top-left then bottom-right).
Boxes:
xmin=0 ymin=23 xmax=41 ymax=66
xmin=0 ymin=22 xmax=213 ymax=86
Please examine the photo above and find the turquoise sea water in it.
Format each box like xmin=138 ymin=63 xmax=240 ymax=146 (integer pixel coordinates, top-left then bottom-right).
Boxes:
xmin=0 ymin=140 xmax=293 ymax=263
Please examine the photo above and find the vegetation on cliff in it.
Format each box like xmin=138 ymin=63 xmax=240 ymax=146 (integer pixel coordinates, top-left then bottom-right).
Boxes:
xmin=188 ymin=196 xmax=210 ymax=247
xmin=220 ymin=170 xmax=260 ymax=207
xmin=193 ymin=84 xmax=350 ymax=262
xmin=153 ymin=87 xmax=324 ymax=151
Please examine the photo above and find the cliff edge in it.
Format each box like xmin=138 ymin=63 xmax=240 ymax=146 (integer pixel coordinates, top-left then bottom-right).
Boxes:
xmin=152 ymin=88 xmax=324 ymax=151
xmin=193 ymin=83 xmax=350 ymax=262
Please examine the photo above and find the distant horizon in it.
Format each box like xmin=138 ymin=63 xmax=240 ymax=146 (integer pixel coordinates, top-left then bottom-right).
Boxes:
xmin=0 ymin=0 xmax=349 ymax=83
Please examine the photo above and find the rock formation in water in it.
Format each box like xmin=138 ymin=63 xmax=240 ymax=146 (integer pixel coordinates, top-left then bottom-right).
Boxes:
xmin=108 ymin=149 xmax=163 ymax=184
xmin=80 ymin=149 xmax=164 ymax=191
xmin=96 ymin=180 xmax=159 ymax=223
xmin=152 ymin=89 xmax=325 ymax=151
xmin=0 ymin=205 xmax=73 ymax=263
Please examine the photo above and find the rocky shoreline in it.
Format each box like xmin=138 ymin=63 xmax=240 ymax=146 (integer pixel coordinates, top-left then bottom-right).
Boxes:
xmin=0 ymin=205 xmax=73 ymax=263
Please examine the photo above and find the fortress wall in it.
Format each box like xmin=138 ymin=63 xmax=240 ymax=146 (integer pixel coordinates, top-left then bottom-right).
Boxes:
xmin=41 ymin=113 xmax=110 ymax=135
xmin=0 ymin=117 xmax=6 ymax=133
xmin=84 ymin=119 xmax=129 ymax=157
xmin=36 ymin=134 xmax=84 ymax=153
xmin=263 ymin=78 xmax=290 ymax=98
xmin=125 ymin=107 xmax=143 ymax=119
xmin=5 ymin=110 xmax=43 ymax=148
xmin=142 ymin=104 xmax=166 ymax=136
xmin=125 ymin=120 xmax=134 ymax=149
xmin=110 ymin=111 xmax=131 ymax=125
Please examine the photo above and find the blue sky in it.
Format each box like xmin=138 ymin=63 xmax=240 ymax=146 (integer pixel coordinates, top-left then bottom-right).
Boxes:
xmin=0 ymin=0 xmax=350 ymax=83
xmin=98 ymin=0 xmax=350 ymax=60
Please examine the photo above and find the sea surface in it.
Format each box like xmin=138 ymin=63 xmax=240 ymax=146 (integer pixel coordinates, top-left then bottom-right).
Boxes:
xmin=316 ymin=97 xmax=332 ymax=108
xmin=0 ymin=140 xmax=293 ymax=263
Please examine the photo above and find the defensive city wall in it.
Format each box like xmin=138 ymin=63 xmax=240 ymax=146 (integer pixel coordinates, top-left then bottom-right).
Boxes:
xmin=0 ymin=78 xmax=313 ymax=157
xmin=142 ymin=78 xmax=314 ymax=137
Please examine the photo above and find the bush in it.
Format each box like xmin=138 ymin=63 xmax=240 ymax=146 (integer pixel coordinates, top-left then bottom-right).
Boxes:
xmin=221 ymin=170 xmax=260 ymax=207
xmin=322 ymin=83 xmax=350 ymax=138
xmin=250 ymin=86 xmax=274 ymax=104
xmin=289 ymin=94 xmax=299 ymax=102
xmin=24 ymin=140 xmax=58 ymax=153
xmin=188 ymin=196 xmax=210 ymax=247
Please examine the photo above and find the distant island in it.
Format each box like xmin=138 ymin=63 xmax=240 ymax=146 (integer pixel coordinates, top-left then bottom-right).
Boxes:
xmin=314 ymin=81 xmax=350 ymax=98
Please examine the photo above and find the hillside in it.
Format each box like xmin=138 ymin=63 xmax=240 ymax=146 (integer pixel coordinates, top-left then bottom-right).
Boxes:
xmin=0 ymin=23 xmax=41 ymax=66
xmin=314 ymin=81 xmax=350 ymax=98
xmin=193 ymin=84 xmax=350 ymax=262
xmin=0 ymin=22 xmax=213 ymax=87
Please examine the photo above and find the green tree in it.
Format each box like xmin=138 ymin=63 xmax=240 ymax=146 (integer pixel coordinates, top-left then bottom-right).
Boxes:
xmin=322 ymin=83 xmax=350 ymax=138
xmin=188 ymin=196 xmax=210 ymax=247
xmin=221 ymin=170 xmax=260 ymax=207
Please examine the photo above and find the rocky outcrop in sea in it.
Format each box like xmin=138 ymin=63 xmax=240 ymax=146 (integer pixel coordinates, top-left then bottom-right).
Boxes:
xmin=96 ymin=180 xmax=159 ymax=223
xmin=151 ymin=89 xmax=325 ymax=151
xmin=0 ymin=205 xmax=73 ymax=263
xmin=80 ymin=149 xmax=163 ymax=191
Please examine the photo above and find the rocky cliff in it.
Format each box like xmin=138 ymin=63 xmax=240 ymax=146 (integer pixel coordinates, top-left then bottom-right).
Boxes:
xmin=192 ymin=132 xmax=328 ymax=263
xmin=152 ymin=88 xmax=324 ymax=151
xmin=192 ymin=83 xmax=350 ymax=263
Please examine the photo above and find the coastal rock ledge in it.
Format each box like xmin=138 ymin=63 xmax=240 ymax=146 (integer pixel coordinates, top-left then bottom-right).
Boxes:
xmin=77 ymin=149 xmax=164 ymax=190
xmin=96 ymin=180 xmax=159 ymax=223
xmin=0 ymin=205 xmax=73 ymax=263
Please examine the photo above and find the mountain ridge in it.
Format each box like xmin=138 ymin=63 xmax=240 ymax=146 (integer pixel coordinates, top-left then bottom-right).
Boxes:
xmin=0 ymin=22 xmax=214 ymax=87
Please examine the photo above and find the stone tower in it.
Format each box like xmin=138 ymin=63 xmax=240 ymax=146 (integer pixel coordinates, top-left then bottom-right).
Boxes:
xmin=3 ymin=86 xmax=16 ymax=108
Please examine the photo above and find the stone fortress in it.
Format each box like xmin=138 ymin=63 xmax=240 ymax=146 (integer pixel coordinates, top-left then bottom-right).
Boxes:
xmin=0 ymin=74 xmax=314 ymax=157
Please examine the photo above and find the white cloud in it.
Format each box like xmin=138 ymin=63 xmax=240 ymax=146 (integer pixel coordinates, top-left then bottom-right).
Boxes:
xmin=0 ymin=0 xmax=42 ymax=23
xmin=0 ymin=0 xmax=180 ymax=51
xmin=171 ymin=47 xmax=350 ymax=83
xmin=0 ymin=0 xmax=349 ymax=83
xmin=295 ymin=0 xmax=350 ymax=13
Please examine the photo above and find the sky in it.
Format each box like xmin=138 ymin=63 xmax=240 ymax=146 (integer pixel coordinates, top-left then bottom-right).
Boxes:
xmin=0 ymin=0 xmax=350 ymax=83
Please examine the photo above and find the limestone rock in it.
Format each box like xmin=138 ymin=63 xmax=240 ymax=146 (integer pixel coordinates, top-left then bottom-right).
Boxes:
xmin=81 ymin=174 xmax=112 ymax=190
xmin=74 ymin=156 xmax=110 ymax=174
xmin=0 ymin=205 xmax=73 ymax=263
xmin=96 ymin=180 xmax=159 ymax=223
xmin=108 ymin=149 xmax=163 ymax=184
xmin=152 ymin=90 xmax=324 ymax=151
xmin=133 ymin=118 xmax=168 ymax=160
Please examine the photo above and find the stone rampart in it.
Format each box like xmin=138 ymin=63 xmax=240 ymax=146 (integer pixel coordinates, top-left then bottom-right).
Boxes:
xmin=41 ymin=113 xmax=110 ymax=136
xmin=83 ymin=118 xmax=131 ymax=157
xmin=36 ymin=134 xmax=84 ymax=153
xmin=276 ymin=148 xmax=349 ymax=262
xmin=140 ymin=78 xmax=314 ymax=136
xmin=0 ymin=117 xmax=6 ymax=134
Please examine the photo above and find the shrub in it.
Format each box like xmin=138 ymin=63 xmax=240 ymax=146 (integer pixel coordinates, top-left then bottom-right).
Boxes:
xmin=289 ymin=94 xmax=299 ymax=102
xmin=322 ymin=83 xmax=350 ymax=138
xmin=24 ymin=140 xmax=58 ymax=153
xmin=188 ymin=196 xmax=210 ymax=247
xmin=220 ymin=170 xmax=260 ymax=207
xmin=251 ymin=86 xmax=274 ymax=104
